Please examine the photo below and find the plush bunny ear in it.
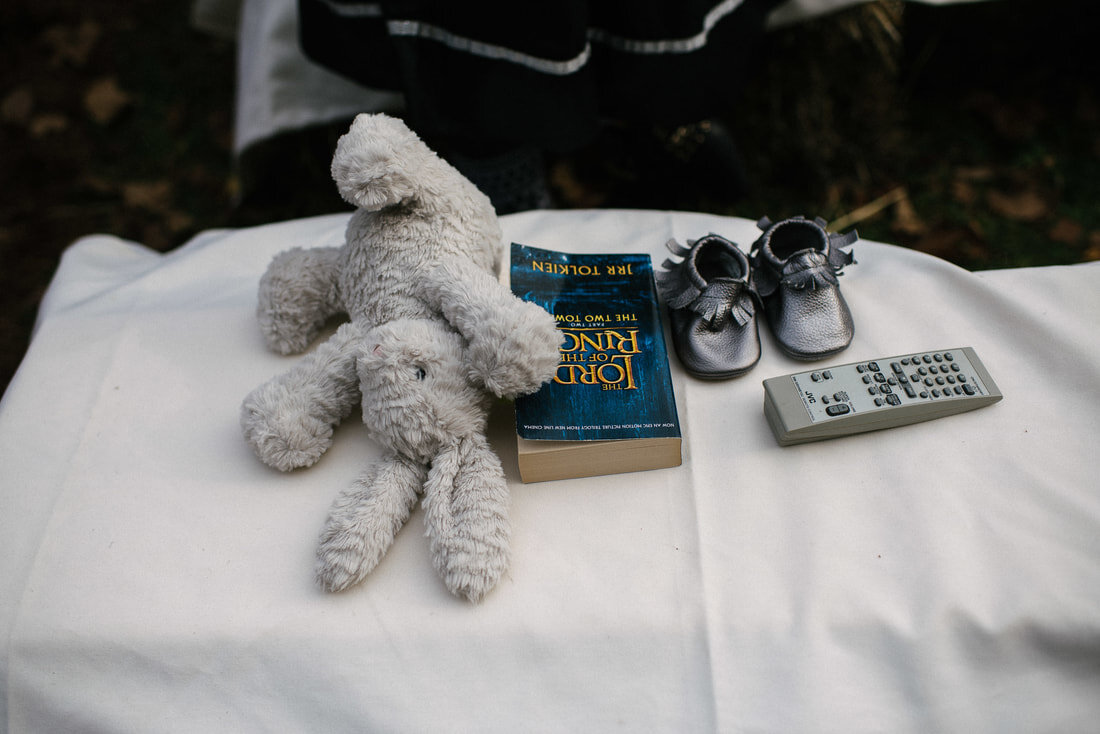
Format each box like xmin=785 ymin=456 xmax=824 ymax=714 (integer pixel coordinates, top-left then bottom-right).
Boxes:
xmin=315 ymin=453 xmax=426 ymax=593
xmin=330 ymin=113 xmax=432 ymax=210
xmin=422 ymin=434 xmax=510 ymax=602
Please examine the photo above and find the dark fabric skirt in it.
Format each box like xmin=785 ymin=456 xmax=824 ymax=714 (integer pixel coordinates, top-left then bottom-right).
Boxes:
xmin=298 ymin=0 xmax=785 ymax=154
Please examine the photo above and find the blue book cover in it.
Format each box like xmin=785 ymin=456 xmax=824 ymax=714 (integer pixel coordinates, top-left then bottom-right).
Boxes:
xmin=510 ymin=243 xmax=681 ymax=442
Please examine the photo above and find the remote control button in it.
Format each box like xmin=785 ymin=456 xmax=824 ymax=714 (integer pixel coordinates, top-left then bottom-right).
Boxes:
xmin=765 ymin=348 xmax=999 ymax=445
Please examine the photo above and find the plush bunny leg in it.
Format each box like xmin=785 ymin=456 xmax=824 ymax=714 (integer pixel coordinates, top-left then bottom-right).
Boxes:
xmin=422 ymin=256 xmax=561 ymax=398
xmin=422 ymin=434 xmax=511 ymax=602
xmin=241 ymin=322 xmax=362 ymax=471
xmin=316 ymin=453 xmax=426 ymax=592
xmin=257 ymin=246 xmax=344 ymax=354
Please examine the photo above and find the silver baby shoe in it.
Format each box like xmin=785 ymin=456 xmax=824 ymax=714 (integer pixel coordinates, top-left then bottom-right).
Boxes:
xmin=657 ymin=233 xmax=761 ymax=379
xmin=749 ymin=216 xmax=857 ymax=361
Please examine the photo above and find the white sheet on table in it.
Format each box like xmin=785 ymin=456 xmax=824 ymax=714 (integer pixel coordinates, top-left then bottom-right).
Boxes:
xmin=2 ymin=210 xmax=1098 ymax=732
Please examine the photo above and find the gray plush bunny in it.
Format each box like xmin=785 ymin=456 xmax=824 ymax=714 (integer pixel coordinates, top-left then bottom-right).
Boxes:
xmin=240 ymin=114 xmax=561 ymax=601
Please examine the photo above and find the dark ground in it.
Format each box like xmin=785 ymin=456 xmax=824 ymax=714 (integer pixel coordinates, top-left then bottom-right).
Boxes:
xmin=1 ymin=0 xmax=1097 ymax=398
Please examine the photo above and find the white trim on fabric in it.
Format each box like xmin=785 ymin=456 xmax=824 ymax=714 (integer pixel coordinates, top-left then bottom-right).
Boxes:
xmin=386 ymin=19 xmax=593 ymax=75
xmin=315 ymin=0 xmax=384 ymax=18
xmin=320 ymin=0 xmax=746 ymax=76
xmin=589 ymin=0 xmax=746 ymax=54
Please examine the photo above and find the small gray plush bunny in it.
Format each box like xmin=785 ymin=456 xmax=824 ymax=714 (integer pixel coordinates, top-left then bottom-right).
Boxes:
xmin=240 ymin=114 xmax=561 ymax=601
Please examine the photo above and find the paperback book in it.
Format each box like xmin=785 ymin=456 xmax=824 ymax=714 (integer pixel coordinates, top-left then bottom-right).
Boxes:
xmin=510 ymin=242 xmax=682 ymax=482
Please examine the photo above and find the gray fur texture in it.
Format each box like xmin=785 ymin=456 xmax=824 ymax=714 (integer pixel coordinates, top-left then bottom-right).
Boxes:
xmin=240 ymin=114 xmax=561 ymax=602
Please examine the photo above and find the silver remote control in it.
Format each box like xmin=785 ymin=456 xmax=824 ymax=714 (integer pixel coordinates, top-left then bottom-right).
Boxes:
xmin=763 ymin=347 xmax=1002 ymax=446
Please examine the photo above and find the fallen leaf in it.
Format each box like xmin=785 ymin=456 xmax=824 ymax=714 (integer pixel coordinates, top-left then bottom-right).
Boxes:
xmin=42 ymin=20 xmax=101 ymax=67
xmin=951 ymin=178 xmax=977 ymax=206
xmin=1 ymin=86 xmax=34 ymax=125
xmin=81 ymin=175 xmax=115 ymax=194
xmin=986 ymin=188 xmax=1049 ymax=221
xmin=84 ymin=77 xmax=130 ymax=125
xmin=954 ymin=166 xmax=995 ymax=182
xmin=225 ymin=175 xmax=241 ymax=201
xmin=1048 ymin=218 xmax=1083 ymax=245
xmin=165 ymin=210 xmax=194 ymax=233
xmin=831 ymin=187 xmax=906 ymax=231
xmin=1085 ymin=232 xmax=1100 ymax=261
xmin=30 ymin=114 xmax=69 ymax=137
xmin=123 ymin=180 xmax=173 ymax=212
xmin=891 ymin=193 xmax=927 ymax=236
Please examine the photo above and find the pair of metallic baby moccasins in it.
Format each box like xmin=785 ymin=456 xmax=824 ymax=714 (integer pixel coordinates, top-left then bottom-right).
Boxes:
xmin=656 ymin=215 xmax=858 ymax=379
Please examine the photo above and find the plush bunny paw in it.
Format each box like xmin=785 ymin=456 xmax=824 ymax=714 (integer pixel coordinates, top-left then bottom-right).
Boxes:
xmin=241 ymin=386 xmax=336 ymax=471
xmin=256 ymin=247 xmax=342 ymax=355
xmin=469 ymin=301 xmax=562 ymax=398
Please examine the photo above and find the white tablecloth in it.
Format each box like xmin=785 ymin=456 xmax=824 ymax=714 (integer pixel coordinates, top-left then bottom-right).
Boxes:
xmin=2 ymin=210 xmax=1098 ymax=733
